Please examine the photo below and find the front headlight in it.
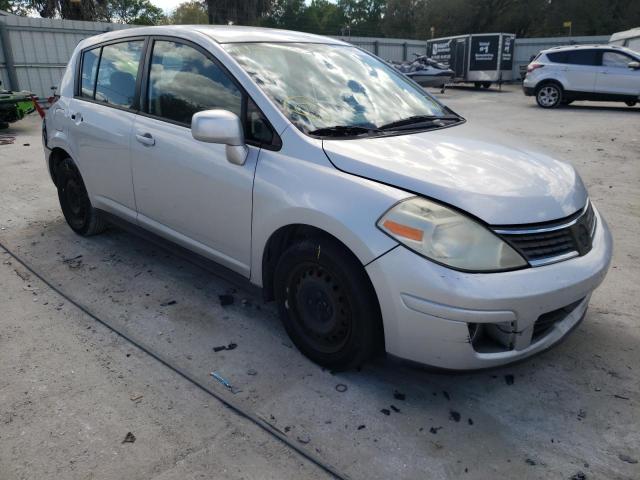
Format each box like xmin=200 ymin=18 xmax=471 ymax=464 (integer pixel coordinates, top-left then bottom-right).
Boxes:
xmin=377 ymin=197 xmax=527 ymax=272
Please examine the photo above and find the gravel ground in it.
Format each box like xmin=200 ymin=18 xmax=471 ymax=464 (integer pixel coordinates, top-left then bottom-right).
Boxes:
xmin=0 ymin=85 xmax=638 ymax=480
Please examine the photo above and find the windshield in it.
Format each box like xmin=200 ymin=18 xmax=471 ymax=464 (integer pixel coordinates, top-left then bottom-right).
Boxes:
xmin=223 ymin=42 xmax=453 ymax=135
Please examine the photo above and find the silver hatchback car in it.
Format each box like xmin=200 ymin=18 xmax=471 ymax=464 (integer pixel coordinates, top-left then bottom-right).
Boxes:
xmin=43 ymin=26 xmax=612 ymax=370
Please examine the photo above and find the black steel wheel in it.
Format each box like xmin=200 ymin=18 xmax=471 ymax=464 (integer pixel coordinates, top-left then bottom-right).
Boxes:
xmin=274 ymin=237 xmax=382 ymax=370
xmin=56 ymin=157 xmax=107 ymax=236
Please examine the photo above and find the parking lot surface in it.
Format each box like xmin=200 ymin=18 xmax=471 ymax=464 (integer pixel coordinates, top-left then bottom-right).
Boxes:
xmin=1 ymin=85 xmax=638 ymax=480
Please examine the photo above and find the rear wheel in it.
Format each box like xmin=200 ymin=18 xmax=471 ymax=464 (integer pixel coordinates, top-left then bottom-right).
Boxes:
xmin=481 ymin=82 xmax=492 ymax=89
xmin=625 ymin=101 xmax=637 ymax=107
xmin=56 ymin=157 xmax=107 ymax=236
xmin=274 ymin=237 xmax=382 ymax=371
xmin=474 ymin=82 xmax=482 ymax=89
xmin=536 ymin=83 xmax=562 ymax=108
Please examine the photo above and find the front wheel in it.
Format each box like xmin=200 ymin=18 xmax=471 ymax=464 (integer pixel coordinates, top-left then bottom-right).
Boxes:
xmin=625 ymin=101 xmax=637 ymax=107
xmin=536 ymin=83 xmax=562 ymax=108
xmin=274 ymin=238 xmax=382 ymax=371
xmin=481 ymin=82 xmax=491 ymax=89
xmin=56 ymin=157 xmax=107 ymax=236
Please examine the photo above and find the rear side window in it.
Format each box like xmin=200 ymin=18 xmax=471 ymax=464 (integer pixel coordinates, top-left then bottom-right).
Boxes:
xmin=80 ymin=48 xmax=99 ymax=98
xmin=546 ymin=51 xmax=568 ymax=63
xmin=147 ymin=40 xmax=242 ymax=125
xmin=92 ymin=41 xmax=144 ymax=108
xmin=566 ymin=50 xmax=599 ymax=66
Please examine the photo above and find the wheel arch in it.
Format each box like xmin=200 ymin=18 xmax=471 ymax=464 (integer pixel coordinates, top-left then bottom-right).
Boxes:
xmin=535 ymin=77 xmax=566 ymax=93
xmin=48 ymin=147 xmax=72 ymax=187
xmin=261 ymin=223 xmax=373 ymax=301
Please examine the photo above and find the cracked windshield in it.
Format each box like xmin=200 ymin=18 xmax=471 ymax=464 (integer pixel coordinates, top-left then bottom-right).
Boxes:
xmin=224 ymin=42 xmax=450 ymax=134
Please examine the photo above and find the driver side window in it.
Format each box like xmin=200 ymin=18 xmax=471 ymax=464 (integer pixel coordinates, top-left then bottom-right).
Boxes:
xmin=147 ymin=40 xmax=242 ymax=125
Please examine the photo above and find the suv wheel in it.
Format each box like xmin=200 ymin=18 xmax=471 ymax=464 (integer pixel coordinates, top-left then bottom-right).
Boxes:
xmin=274 ymin=237 xmax=382 ymax=371
xmin=56 ymin=157 xmax=107 ymax=236
xmin=625 ymin=101 xmax=637 ymax=107
xmin=536 ymin=83 xmax=562 ymax=108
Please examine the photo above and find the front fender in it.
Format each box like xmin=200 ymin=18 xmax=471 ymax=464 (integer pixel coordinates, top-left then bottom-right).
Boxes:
xmin=250 ymin=132 xmax=409 ymax=286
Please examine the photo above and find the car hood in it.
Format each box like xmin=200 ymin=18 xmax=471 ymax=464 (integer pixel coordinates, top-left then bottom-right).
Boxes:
xmin=322 ymin=122 xmax=588 ymax=225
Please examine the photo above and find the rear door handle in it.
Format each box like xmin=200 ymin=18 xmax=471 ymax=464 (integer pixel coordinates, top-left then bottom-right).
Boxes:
xmin=70 ymin=112 xmax=82 ymax=122
xmin=135 ymin=132 xmax=155 ymax=146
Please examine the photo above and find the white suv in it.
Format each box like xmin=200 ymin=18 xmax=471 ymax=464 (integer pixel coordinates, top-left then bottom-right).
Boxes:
xmin=523 ymin=44 xmax=640 ymax=108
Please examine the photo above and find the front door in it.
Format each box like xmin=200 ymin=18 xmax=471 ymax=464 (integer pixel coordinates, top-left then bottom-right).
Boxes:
xmin=131 ymin=39 xmax=257 ymax=277
xmin=596 ymin=50 xmax=640 ymax=97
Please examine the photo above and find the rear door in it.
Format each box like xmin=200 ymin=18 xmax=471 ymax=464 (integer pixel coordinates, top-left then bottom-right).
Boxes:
xmin=68 ymin=38 xmax=145 ymax=218
xmin=562 ymin=49 xmax=599 ymax=92
xmin=596 ymin=50 xmax=640 ymax=96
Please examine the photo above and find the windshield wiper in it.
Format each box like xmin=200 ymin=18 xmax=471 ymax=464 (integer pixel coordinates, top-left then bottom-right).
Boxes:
xmin=378 ymin=114 xmax=461 ymax=131
xmin=308 ymin=125 xmax=382 ymax=137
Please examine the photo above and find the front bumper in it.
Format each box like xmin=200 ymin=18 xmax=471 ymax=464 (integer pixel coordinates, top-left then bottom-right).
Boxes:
xmin=366 ymin=208 xmax=613 ymax=370
xmin=523 ymin=85 xmax=535 ymax=96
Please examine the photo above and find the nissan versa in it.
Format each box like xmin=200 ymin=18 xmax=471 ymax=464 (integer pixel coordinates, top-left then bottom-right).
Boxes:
xmin=42 ymin=26 xmax=612 ymax=371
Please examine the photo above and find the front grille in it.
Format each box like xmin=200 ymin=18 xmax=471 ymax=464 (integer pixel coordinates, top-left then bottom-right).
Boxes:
xmin=532 ymin=298 xmax=584 ymax=341
xmin=494 ymin=202 xmax=596 ymax=267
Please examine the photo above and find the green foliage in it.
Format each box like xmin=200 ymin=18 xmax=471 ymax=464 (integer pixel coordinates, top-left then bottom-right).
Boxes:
xmin=8 ymin=0 xmax=640 ymax=37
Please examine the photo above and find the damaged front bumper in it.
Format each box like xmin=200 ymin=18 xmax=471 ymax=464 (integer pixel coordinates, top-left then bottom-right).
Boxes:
xmin=366 ymin=208 xmax=612 ymax=370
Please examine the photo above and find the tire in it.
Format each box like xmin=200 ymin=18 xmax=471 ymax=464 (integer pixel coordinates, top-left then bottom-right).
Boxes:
xmin=625 ymin=101 xmax=637 ymax=107
xmin=473 ymin=82 xmax=482 ymax=89
xmin=536 ymin=82 xmax=562 ymax=108
xmin=56 ymin=157 xmax=107 ymax=236
xmin=273 ymin=237 xmax=382 ymax=371
xmin=481 ymin=82 xmax=491 ymax=89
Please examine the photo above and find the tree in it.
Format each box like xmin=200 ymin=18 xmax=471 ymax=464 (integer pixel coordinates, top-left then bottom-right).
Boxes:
xmin=104 ymin=0 xmax=165 ymax=24
xmin=166 ymin=0 xmax=208 ymax=24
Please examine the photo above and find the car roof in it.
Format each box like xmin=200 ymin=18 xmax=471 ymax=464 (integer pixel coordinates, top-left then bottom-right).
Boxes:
xmin=84 ymin=25 xmax=348 ymax=45
xmin=542 ymin=44 xmax=632 ymax=53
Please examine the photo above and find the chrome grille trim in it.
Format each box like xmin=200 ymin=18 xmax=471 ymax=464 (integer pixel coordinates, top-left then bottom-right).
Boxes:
xmin=494 ymin=202 xmax=596 ymax=267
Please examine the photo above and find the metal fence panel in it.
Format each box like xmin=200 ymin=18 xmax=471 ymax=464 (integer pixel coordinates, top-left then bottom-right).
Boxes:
xmin=0 ymin=14 xmax=131 ymax=98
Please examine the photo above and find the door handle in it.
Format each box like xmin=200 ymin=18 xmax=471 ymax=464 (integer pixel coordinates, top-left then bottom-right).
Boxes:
xmin=70 ymin=112 xmax=82 ymax=122
xmin=135 ymin=132 xmax=155 ymax=146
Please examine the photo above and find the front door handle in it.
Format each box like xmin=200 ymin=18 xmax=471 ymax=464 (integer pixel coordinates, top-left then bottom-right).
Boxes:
xmin=135 ymin=132 xmax=155 ymax=146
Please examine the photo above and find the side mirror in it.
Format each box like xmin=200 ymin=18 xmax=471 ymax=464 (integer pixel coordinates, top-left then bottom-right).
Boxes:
xmin=191 ymin=109 xmax=248 ymax=166
xmin=628 ymin=61 xmax=640 ymax=70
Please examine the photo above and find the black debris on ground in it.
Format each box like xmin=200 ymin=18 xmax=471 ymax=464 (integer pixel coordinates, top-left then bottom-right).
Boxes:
xmin=335 ymin=383 xmax=348 ymax=393
xmin=23 ymin=143 xmax=30 ymax=146
xmin=357 ymin=425 xmax=366 ymax=430
xmin=297 ymin=434 xmax=311 ymax=444
xmin=613 ymin=394 xmax=629 ymax=400
xmin=219 ymin=294 xmax=234 ymax=306
xmin=247 ymin=369 xmax=257 ymax=376
xmin=380 ymin=408 xmax=390 ymax=416
xmin=467 ymin=418 xmax=474 ymax=425
xmin=213 ymin=342 xmax=237 ymax=352
xmin=284 ymin=426 xmax=291 ymax=433
xmin=122 ymin=432 xmax=136 ymax=444
xmin=393 ymin=390 xmax=406 ymax=401
xmin=505 ymin=374 xmax=515 ymax=385
xmin=577 ymin=409 xmax=587 ymax=420
xmin=525 ymin=458 xmax=537 ymax=466
xmin=160 ymin=300 xmax=177 ymax=306
xmin=429 ymin=426 xmax=442 ymax=434
xmin=442 ymin=390 xmax=451 ymax=401
xmin=570 ymin=471 xmax=587 ymax=480
xmin=618 ymin=454 xmax=638 ymax=464
xmin=449 ymin=410 xmax=461 ymax=422
xmin=390 ymin=405 xmax=400 ymax=413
